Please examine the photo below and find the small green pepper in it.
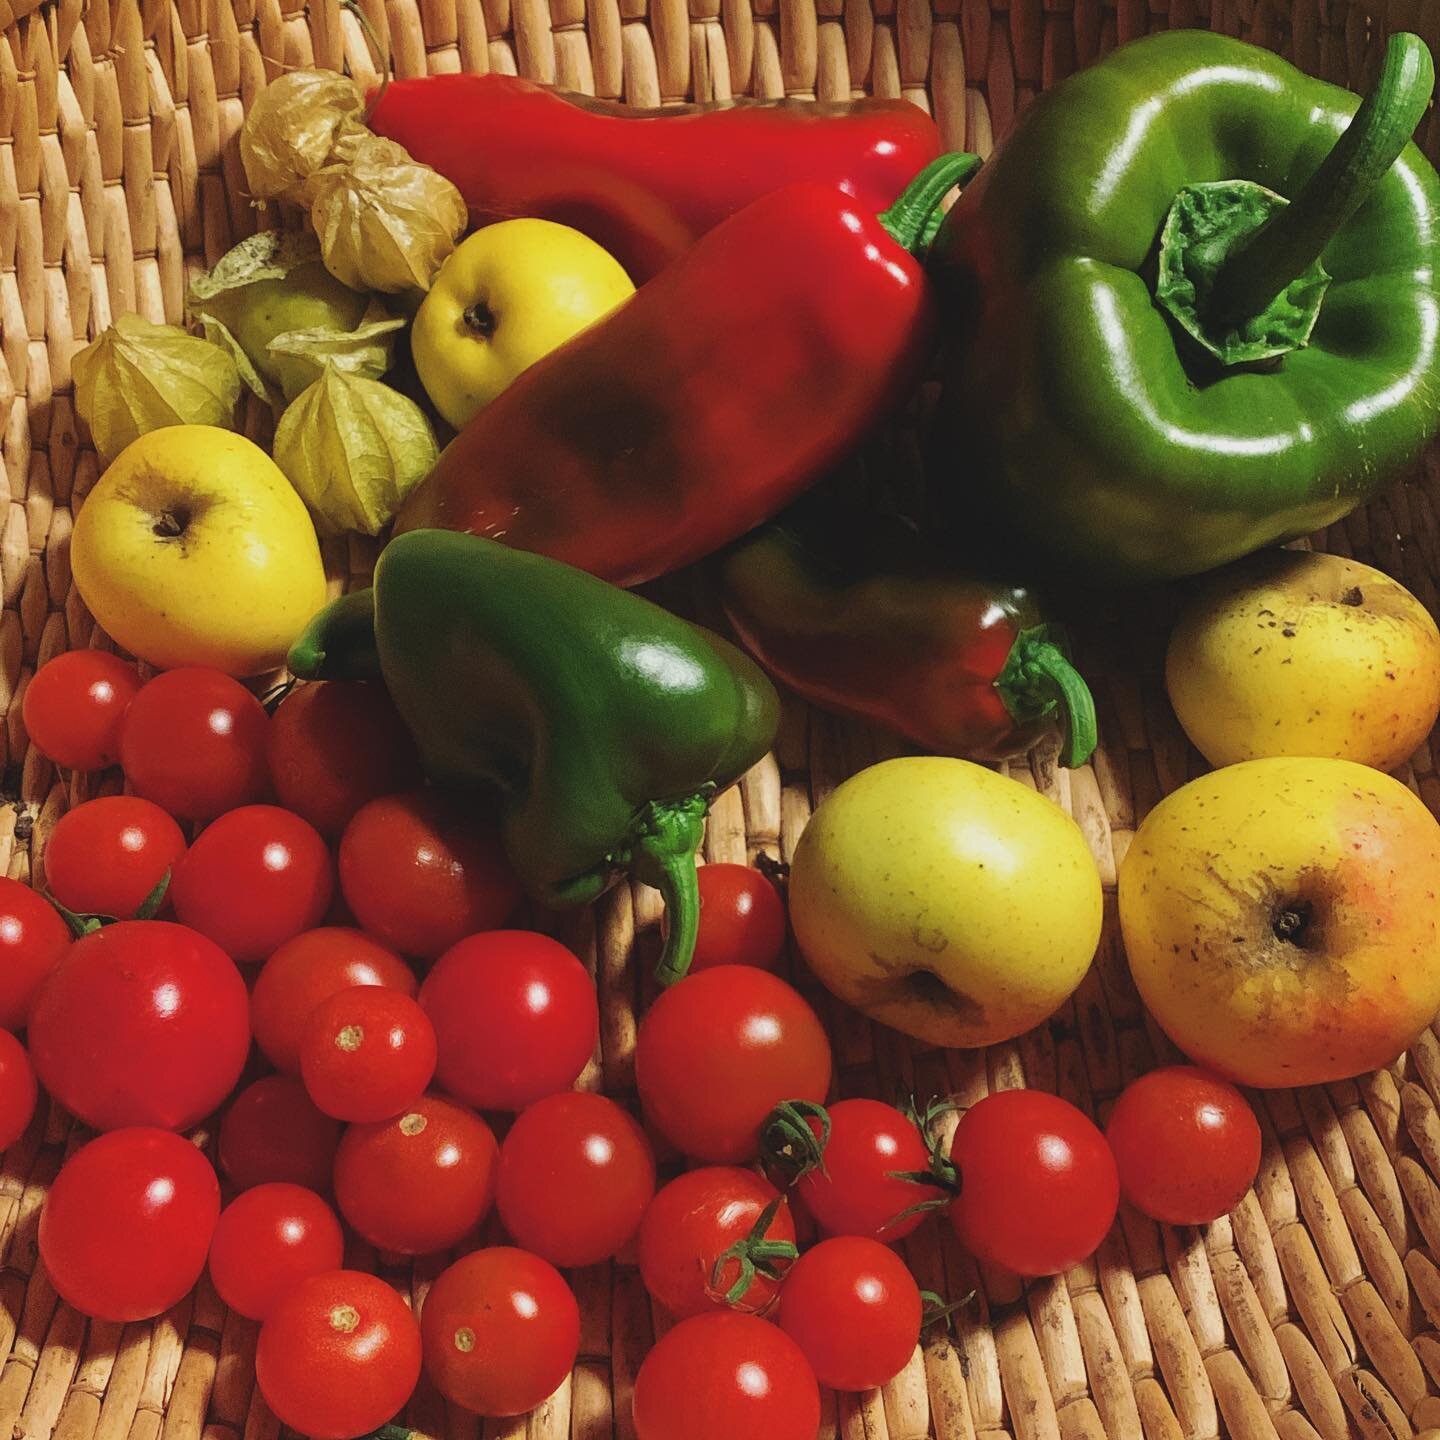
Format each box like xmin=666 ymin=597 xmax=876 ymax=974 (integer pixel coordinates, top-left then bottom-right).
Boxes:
xmin=289 ymin=529 xmax=780 ymax=983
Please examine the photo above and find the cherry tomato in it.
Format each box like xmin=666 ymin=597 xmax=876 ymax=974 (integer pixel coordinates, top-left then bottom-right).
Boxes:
xmin=638 ymin=1166 xmax=797 ymax=1319
xmin=267 ymin=682 xmax=423 ymax=838
xmin=496 ymin=1092 xmax=655 ymax=1268
xmin=636 ymin=967 xmax=831 ymax=1163
xmin=219 ymin=1076 xmax=342 ymax=1193
xmin=257 ymin=1270 xmax=421 ymax=1440
xmin=28 ymin=920 xmax=249 ymax=1132
xmin=252 ymin=927 xmax=417 ymax=1075
xmin=119 ymin=669 xmax=270 ymax=822
xmin=632 ymin=1311 xmax=820 ymax=1440
xmin=663 ymin=864 xmax=787 ymax=972
xmin=43 ymin=797 xmax=186 ymax=919
xmin=0 ymin=1029 xmax=37 ymax=1151
xmin=339 ymin=791 xmax=521 ymax=959
xmin=333 ymin=1095 xmax=499 ymax=1255
xmin=23 ymin=651 xmax=141 ymax=771
xmin=171 ymin=805 xmax=334 ymax=964
xmin=1105 ymin=1066 xmax=1262 ymax=1225
xmin=794 ymin=1098 xmax=945 ymax=1243
xmin=419 ymin=931 xmax=596 ymax=1112
xmin=947 ymin=1090 xmax=1119 ymax=1277
xmin=0 ymin=877 xmax=72 ymax=1031
xmin=209 ymin=1183 xmax=345 ymax=1321
xmin=40 ymin=1128 xmax=219 ymax=1322
xmin=301 ymin=986 xmax=437 ymax=1123
xmin=777 ymin=1236 xmax=921 ymax=1390
xmin=421 ymin=1247 xmax=579 ymax=1417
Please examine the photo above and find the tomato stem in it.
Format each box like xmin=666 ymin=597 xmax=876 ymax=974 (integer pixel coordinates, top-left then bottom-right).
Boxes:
xmin=709 ymin=1193 xmax=798 ymax=1309
xmin=759 ymin=1099 xmax=832 ymax=1185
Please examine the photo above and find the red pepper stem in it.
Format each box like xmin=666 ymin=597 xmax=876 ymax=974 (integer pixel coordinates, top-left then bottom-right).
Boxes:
xmin=996 ymin=626 xmax=1098 ymax=769
xmin=632 ymin=792 xmax=711 ymax=986
xmin=1209 ymin=32 xmax=1434 ymax=324
xmin=877 ymin=153 xmax=983 ymax=254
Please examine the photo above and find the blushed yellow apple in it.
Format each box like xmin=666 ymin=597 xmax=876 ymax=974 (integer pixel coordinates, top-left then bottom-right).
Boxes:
xmin=1167 ymin=550 xmax=1440 ymax=771
xmin=411 ymin=218 xmax=634 ymax=429
xmin=789 ymin=756 xmax=1103 ymax=1047
xmin=1119 ymin=756 xmax=1440 ymax=1088
xmin=72 ymin=426 xmax=327 ymax=676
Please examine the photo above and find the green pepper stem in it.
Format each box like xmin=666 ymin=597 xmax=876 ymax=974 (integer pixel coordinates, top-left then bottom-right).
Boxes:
xmin=995 ymin=626 xmax=1099 ymax=769
xmin=631 ymin=794 xmax=711 ymax=986
xmin=1209 ymin=32 xmax=1435 ymax=325
xmin=877 ymin=152 xmax=984 ymax=255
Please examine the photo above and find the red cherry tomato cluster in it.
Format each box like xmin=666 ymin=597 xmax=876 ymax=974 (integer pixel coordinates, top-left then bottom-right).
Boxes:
xmin=10 ymin=653 xmax=1265 ymax=1440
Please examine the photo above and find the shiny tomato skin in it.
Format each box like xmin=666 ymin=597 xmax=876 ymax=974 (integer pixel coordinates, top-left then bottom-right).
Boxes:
xmin=43 ymin=797 xmax=187 ymax=920
xmin=421 ymin=1247 xmax=579 ymax=1417
xmin=0 ymin=1029 xmax=37 ymax=1151
xmin=636 ymin=966 xmax=831 ymax=1163
xmin=777 ymin=1236 xmax=921 ymax=1391
xmin=681 ymin=864 xmax=787 ymax=972
xmin=638 ymin=1166 xmax=796 ymax=1319
xmin=1105 ymin=1066 xmax=1262 ymax=1225
xmin=632 ymin=1312 xmax=820 ymax=1440
xmin=28 ymin=920 xmax=250 ymax=1132
xmin=208 ymin=1183 xmax=344 ymax=1320
xmin=496 ymin=1092 xmax=655 ymax=1268
xmin=797 ymin=1098 xmax=945 ymax=1243
xmin=267 ymin=682 xmax=423 ymax=838
xmin=333 ymin=1095 xmax=499 ymax=1255
xmin=23 ymin=651 xmax=141 ymax=771
xmin=420 ymin=931 xmax=596 ymax=1112
xmin=301 ymin=985 xmax=437 ymax=1122
xmin=119 ymin=669 xmax=270 ymax=822
xmin=171 ymin=805 xmax=334 ymax=964
xmin=0 ymin=877 xmax=72 ymax=1031
xmin=257 ymin=1270 xmax=421 ymax=1440
xmin=40 ymin=1127 xmax=220 ymax=1322
xmin=219 ymin=1076 xmax=342 ymax=1192
xmin=251 ymin=927 xmax=417 ymax=1075
xmin=339 ymin=791 xmax=521 ymax=959
xmin=947 ymin=1090 xmax=1119 ymax=1277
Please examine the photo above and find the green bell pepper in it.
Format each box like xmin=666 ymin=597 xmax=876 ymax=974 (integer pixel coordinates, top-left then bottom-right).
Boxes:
xmin=930 ymin=30 xmax=1440 ymax=584
xmin=290 ymin=530 xmax=780 ymax=983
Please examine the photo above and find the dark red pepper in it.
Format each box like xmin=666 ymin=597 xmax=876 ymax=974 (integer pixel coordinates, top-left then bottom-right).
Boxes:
xmin=367 ymin=75 xmax=943 ymax=280
xmin=394 ymin=156 xmax=977 ymax=589
xmin=713 ymin=486 xmax=1099 ymax=767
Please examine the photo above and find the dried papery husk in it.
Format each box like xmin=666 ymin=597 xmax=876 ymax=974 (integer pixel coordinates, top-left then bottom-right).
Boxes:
xmin=239 ymin=68 xmax=367 ymax=203
xmin=273 ymin=367 xmax=440 ymax=536
xmin=73 ymin=314 xmax=243 ymax=466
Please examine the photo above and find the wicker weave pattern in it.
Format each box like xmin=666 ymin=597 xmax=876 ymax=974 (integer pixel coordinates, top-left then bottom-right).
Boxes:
xmin=4 ymin=2 xmax=1440 ymax=1439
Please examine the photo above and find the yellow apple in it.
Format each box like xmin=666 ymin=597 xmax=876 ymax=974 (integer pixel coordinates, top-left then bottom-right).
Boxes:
xmin=1119 ymin=756 xmax=1440 ymax=1088
xmin=411 ymin=218 xmax=635 ymax=429
xmin=72 ymin=426 xmax=328 ymax=676
xmin=1166 ymin=550 xmax=1440 ymax=771
xmin=789 ymin=756 xmax=1103 ymax=1047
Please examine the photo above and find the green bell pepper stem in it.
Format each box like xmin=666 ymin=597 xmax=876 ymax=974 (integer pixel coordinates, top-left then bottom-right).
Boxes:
xmin=287 ymin=589 xmax=382 ymax=682
xmin=1211 ymin=32 xmax=1435 ymax=325
xmin=632 ymin=792 xmax=712 ymax=986
xmin=878 ymin=152 xmax=983 ymax=254
xmin=995 ymin=626 xmax=1098 ymax=769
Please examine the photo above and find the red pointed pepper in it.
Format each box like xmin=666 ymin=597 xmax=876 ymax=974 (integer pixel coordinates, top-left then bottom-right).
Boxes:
xmin=395 ymin=155 xmax=977 ymax=589
xmin=367 ymin=76 xmax=943 ymax=280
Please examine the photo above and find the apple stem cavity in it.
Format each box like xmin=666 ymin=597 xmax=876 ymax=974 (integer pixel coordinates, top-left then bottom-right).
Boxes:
xmin=1340 ymin=586 xmax=1365 ymax=606
xmin=462 ymin=301 xmax=498 ymax=339
xmin=1272 ymin=899 xmax=1315 ymax=945
xmin=152 ymin=506 xmax=191 ymax=539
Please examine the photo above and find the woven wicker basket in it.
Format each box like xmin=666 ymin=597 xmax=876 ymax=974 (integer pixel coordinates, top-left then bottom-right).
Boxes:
xmin=5 ymin=1 xmax=1440 ymax=1438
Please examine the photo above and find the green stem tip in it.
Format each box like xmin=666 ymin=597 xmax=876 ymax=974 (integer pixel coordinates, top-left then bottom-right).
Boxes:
xmin=878 ymin=152 xmax=984 ymax=254
xmin=632 ymin=793 xmax=712 ymax=986
xmin=1210 ymin=31 xmax=1435 ymax=326
xmin=996 ymin=625 xmax=1098 ymax=769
